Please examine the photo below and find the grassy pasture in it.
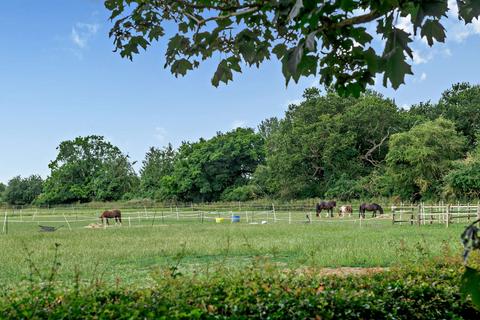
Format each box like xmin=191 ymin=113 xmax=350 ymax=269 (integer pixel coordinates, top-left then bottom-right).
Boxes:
xmin=0 ymin=205 xmax=468 ymax=288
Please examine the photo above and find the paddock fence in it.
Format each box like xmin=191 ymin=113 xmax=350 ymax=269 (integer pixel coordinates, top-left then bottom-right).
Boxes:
xmin=1 ymin=202 xmax=478 ymax=234
xmin=391 ymin=203 xmax=480 ymax=226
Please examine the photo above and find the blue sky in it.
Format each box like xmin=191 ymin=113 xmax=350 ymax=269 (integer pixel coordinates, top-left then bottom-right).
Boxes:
xmin=0 ymin=0 xmax=479 ymax=183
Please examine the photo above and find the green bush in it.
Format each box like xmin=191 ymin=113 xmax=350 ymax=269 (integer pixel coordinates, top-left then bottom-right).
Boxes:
xmin=1 ymin=263 xmax=478 ymax=319
xmin=220 ymin=185 xmax=260 ymax=201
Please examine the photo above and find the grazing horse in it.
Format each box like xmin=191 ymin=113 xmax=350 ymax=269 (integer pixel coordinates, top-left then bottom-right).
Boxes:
xmin=100 ymin=209 xmax=122 ymax=225
xmin=359 ymin=203 xmax=384 ymax=218
xmin=339 ymin=205 xmax=353 ymax=218
xmin=316 ymin=201 xmax=336 ymax=218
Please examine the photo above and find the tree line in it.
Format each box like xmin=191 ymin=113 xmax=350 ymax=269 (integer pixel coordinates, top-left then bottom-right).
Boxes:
xmin=1 ymin=82 xmax=479 ymax=205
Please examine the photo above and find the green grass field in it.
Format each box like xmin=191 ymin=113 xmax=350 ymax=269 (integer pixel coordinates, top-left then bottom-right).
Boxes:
xmin=0 ymin=205 xmax=468 ymax=287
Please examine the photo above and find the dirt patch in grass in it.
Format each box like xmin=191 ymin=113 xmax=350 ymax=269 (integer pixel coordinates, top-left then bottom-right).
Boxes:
xmin=290 ymin=267 xmax=388 ymax=277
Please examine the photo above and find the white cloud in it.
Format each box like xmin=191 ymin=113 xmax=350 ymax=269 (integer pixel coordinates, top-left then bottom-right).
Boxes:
xmin=154 ymin=127 xmax=167 ymax=142
xmin=443 ymin=47 xmax=452 ymax=56
xmin=412 ymin=50 xmax=433 ymax=64
xmin=70 ymin=22 xmax=99 ymax=49
xmin=420 ymin=72 xmax=427 ymax=81
xmin=396 ymin=15 xmax=413 ymax=33
xmin=231 ymin=120 xmax=246 ymax=129
xmin=448 ymin=0 xmax=459 ymax=17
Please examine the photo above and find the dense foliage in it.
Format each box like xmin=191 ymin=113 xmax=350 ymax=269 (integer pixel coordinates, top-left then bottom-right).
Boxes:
xmin=105 ymin=0 xmax=480 ymax=96
xmin=38 ymin=136 xmax=138 ymax=204
xmin=3 ymin=175 xmax=43 ymax=205
xmin=139 ymin=144 xmax=177 ymax=199
xmin=385 ymin=118 xmax=466 ymax=200
xmin=162 ymin=127 xmax=265 ymax=202
xmin=2 ymin=83 xmax=479 ymax=205
xmin=1 ymin=263 xmax=479 ymax=319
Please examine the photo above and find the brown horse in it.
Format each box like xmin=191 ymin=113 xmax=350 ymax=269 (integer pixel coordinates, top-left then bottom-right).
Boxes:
xmin=359 ymin=203 xmax=383 ymax=218
xmin=316 ymin=201 xmax=336 ymax=218
xmin=100 ymin=209 xmax=122 ymax=225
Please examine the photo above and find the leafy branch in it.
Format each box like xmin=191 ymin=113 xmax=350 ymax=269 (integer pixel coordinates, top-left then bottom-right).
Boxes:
xmin=105 ymin=0 xmax=480 ymax=96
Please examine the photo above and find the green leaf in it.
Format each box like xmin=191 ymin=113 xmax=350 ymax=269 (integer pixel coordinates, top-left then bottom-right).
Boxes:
xmin=272 ymin=43 xmax=288 ymax=59
xmin=178 ymin=22 xmax=189 ymax=33
xmin=364 ymin=48 xmax=380 ymax=73
xmin=171 ymin=59 xmax=193 ymax=77
xmin=350 ymin=27 xmax=373 ymax=45
xmin=211 ymin=60 xmax=233 ymax=87
xmin=287 ymin=45 xmax=304 ymax=75
xmin=460 ymin=267 xmax=480 ymax=309
xmin=458 ymin=0 xmax=480 ymax=23
xmin=239 ymin=41 xmax=256 ymax=65
xmin=422 ymin=0 xmax=448 ymax=18
xmin=420 ymin=19 xmax=446 ymax=46
xmin=382 ymin=48 xmax=413 ymax=89
xmin=148 ymin=26 xmax=164 ymax=41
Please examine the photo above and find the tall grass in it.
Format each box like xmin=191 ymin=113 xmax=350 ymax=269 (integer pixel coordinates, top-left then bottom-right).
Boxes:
xmin=0 ymin=218 xmax=467 ymax=287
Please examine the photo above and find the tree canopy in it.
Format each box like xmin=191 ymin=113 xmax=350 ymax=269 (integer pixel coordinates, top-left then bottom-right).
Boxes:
xmin=39 ymin=135 xmax=138 ymax=204
xmin=2 ymin=83 xmax=480 ymax=205
xmin=3 ymin=175 xmax=44 ymax=205
xmin=385 ymin=118 xmax=466 ymax=200
xmin=105 ymin=0 xmax=480 ymax=96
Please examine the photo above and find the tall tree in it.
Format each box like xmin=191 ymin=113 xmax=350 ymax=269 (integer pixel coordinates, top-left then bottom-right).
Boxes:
xmin=437 ymin=83 xmax=480 ymax=147
xmin=0 ymin=182 xmax=5 ymax=202
xmin=444 ymin=145 xmax=480 ymax=199
xmin=105 ymin=0 xmax=480 ymax=95
xmin=385 ymin=118 xmax=466 ymax=201
xmin=4 ymin=175 xmax=43 ymax=205
xmin=168 ymin=128 xmax=264 ymax=202
xmin=139 ymin=144 xmax=177 ymax=199
xmin=41 ymin=136 xmax=137 ymax=203
xmin=256 ymin=89 xmax=404 ymax=198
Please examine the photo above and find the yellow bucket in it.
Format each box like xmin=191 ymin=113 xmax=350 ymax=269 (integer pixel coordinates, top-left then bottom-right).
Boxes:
xmin=215 ymin=218 xmax=224 ymax=223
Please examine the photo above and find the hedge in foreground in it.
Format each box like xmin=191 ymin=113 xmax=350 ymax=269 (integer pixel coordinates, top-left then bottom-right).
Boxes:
xmin=1 ymin=264 xmax=479 ymax=319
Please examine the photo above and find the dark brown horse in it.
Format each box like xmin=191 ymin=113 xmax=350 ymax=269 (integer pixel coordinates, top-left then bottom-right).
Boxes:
xmin=359 ymin=203 xmax=383 ymax=218
xmin=100 ymin=209 xmax=122 ymax=225
xmin=316 ymin=201 xmax=336 ymax=218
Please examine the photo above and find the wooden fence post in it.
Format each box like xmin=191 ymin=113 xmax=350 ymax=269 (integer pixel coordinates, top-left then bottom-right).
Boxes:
xmin=63 ymin=213 xmax=72 ymax=231
xmin=272 ymin=203 xmax=277 ymax=223
xmin=2 ymin=210 xmax=8 ymax=234
xmin=417 ymin=205 xmax=421 ymax=226
xmin=477 ymin=202 xmax=480 ymax=220
xmin=151 ymin=209 xmax=157 ymax=227
xmin=391 ymin=206 xmax=395 ymax=225
xmin=446 ymin=204 xmax=450 ymax=228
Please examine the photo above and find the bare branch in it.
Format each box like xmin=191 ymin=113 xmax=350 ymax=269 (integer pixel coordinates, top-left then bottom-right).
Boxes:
xmin=361 ymin=129 xmax=391 ymax=166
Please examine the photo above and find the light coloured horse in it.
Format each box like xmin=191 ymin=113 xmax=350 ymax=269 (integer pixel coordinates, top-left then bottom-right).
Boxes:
xmin=338 ymin=205 xmax=353 ymax=218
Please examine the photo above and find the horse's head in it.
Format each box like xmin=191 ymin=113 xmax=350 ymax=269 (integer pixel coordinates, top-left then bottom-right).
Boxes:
xmin=377 ymin=204 xmax=384 ymax=215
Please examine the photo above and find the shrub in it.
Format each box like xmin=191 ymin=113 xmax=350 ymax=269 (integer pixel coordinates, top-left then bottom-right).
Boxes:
xmin=1 ymin=263 xmax=479 ymax=319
